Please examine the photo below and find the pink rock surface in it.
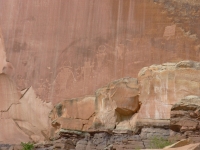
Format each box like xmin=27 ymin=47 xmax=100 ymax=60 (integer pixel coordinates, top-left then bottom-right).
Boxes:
xmin=0 ymin=119 xmax=29 ymax=144
xmin=0 ymin=73 xmax=21 ymax=111
xmin=0 ymin=0 xmax=199 ymax=104
xmin=0 ymin=74 xmax=52 ymax=143
xmin=0 ymin=28 xmax=6 ymax=73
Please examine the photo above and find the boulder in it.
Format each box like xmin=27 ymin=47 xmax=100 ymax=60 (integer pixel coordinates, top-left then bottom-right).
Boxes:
xmin=170 ymin=95 xmax=200 ymax=135
xmin=137 ymin=61 xmax=200 ymax=127
xmin=49 ymin=96 xmax=95 ymax=134
xmin=94 ymin=77 xmax=139 ymax=130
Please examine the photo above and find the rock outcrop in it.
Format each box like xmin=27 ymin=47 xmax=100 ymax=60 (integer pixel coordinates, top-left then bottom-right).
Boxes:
xmin=93 ymin=77 xmax=139 ymax=131
xmin=49 ymin=77 xmax=140 ymax=138
xmin=170 ymin=95 xmax=200 ymax=137
xmin=137 ymin=60 xmax=200 ymax=127
xmin=49 ymin=96 xmax=95 ymax=136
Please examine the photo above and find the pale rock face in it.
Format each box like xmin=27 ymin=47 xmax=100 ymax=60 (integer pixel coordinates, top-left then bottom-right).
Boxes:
xmin=1 ymin=87 xmax=53 ymax=142
xmin=94 ymin=77 xmax=139 ymax=130
xmin=49 ymin=96 xmax=95 ymax=135
xmin=1 ymin=0 xmax=200 ymax=104
xmin=0 ymin=28 xmax=6 ymax=73
xmin=0 ymin=74 xmax=53 ymax=144
xmin=0 ymin=119 xmax=29 ymax=144
xmin=137 ymin=60 xmax=200 ymax=127
xmin=0 ymin=74 xmax=21 ymax=111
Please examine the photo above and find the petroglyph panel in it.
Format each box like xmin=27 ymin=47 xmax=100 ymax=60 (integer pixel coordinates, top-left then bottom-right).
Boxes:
xmin=0 ymin=0 xmax=200 ymax=104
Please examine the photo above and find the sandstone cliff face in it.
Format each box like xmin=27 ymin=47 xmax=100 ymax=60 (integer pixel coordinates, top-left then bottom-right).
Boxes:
xmin=137 ymin=60 xmax=200 ymax=127
xmin=0 ymin=28 xmax=7 ymax=74
xmin=0 ymin=0 xmax=200 ymax=103
xmin=0 ymin=0 xmax=200 ymax=146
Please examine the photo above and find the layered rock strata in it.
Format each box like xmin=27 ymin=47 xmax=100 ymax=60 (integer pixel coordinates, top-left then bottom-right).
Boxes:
xmin=49 ymin=96 xmax=95 ymax=136
xmin=170 ymin=95 xmax=200 ymax=142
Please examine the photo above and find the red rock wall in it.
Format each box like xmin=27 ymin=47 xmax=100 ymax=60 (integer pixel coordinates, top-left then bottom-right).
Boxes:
xmin=0 ymin=0 xmax=200 ymax=104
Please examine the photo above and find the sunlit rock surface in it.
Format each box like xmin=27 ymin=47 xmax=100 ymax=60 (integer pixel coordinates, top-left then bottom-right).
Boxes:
xmin=0 ymin=74 xmax=52 ymax=144
xmin=0 ymin=0 xmax=200 ymax=104
xmin=49 ymin=77 xmax=139 ymax=137
xmin=94 ymin=77 xmax=139 ymax=130
xmin=0 ymin=0 xmax=200 ymax=146
xmin=49 ymin=96 xmax=95 ymax=134
xmin=137 ymin=60 xmax=200 ymax=127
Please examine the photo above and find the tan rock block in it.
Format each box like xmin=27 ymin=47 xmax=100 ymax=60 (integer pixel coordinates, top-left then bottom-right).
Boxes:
xmin=94 ymin=77 xmax=139 ymax=130
xmin=52 ymin=117 xmax=87 ymax=131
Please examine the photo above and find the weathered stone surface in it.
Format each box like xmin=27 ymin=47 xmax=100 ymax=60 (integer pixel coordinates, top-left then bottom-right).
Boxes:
xmin=94 ymin=77 xmax=139 ymax=130
xmin=137 ymin=60 xmax=200 ymax=127
xmin=49 ymin=96 xmax=95 ymax=135
xmin=0 ymin=0 xmax=200 ymax=105
xmin=170 ymin=95 xmax=200 ymax=134
xmin=0 ymin=28 xmax=6 ymax=74
xmin=0 ymin=0 xmax=200 ymax=146
xmin=0 ymin=74 xmax=52 ymax=144
xmin=115 ymin=113 xmax=138 ymax=132
xmin=2 ymin=87 xmax=52 ymax=142
xmin=0 ymin=74 xmax=21 ymax=111
xmin=0 ymin=119 xmax=29 ymax=144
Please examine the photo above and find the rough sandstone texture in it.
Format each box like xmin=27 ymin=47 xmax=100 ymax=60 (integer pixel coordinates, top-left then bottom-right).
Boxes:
xmin=137 ymin=60 xmax=200 ymax=127
xmin=0 ymin=0 xmax=200 ymax=104
xmin=170 ymin=95 xmax=200 ymax=137
xmin=49 ymin=77 xmax=140 ymax=138
xmin=49 ymin=96 xmax=95 ymax=134
xmin=93 ymin=77 xmax=139 ymax=130
xmin=0 ymin=28 xmax=6 ymax=73
xmin=0 ymin=0 xmax=200 ymax=146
